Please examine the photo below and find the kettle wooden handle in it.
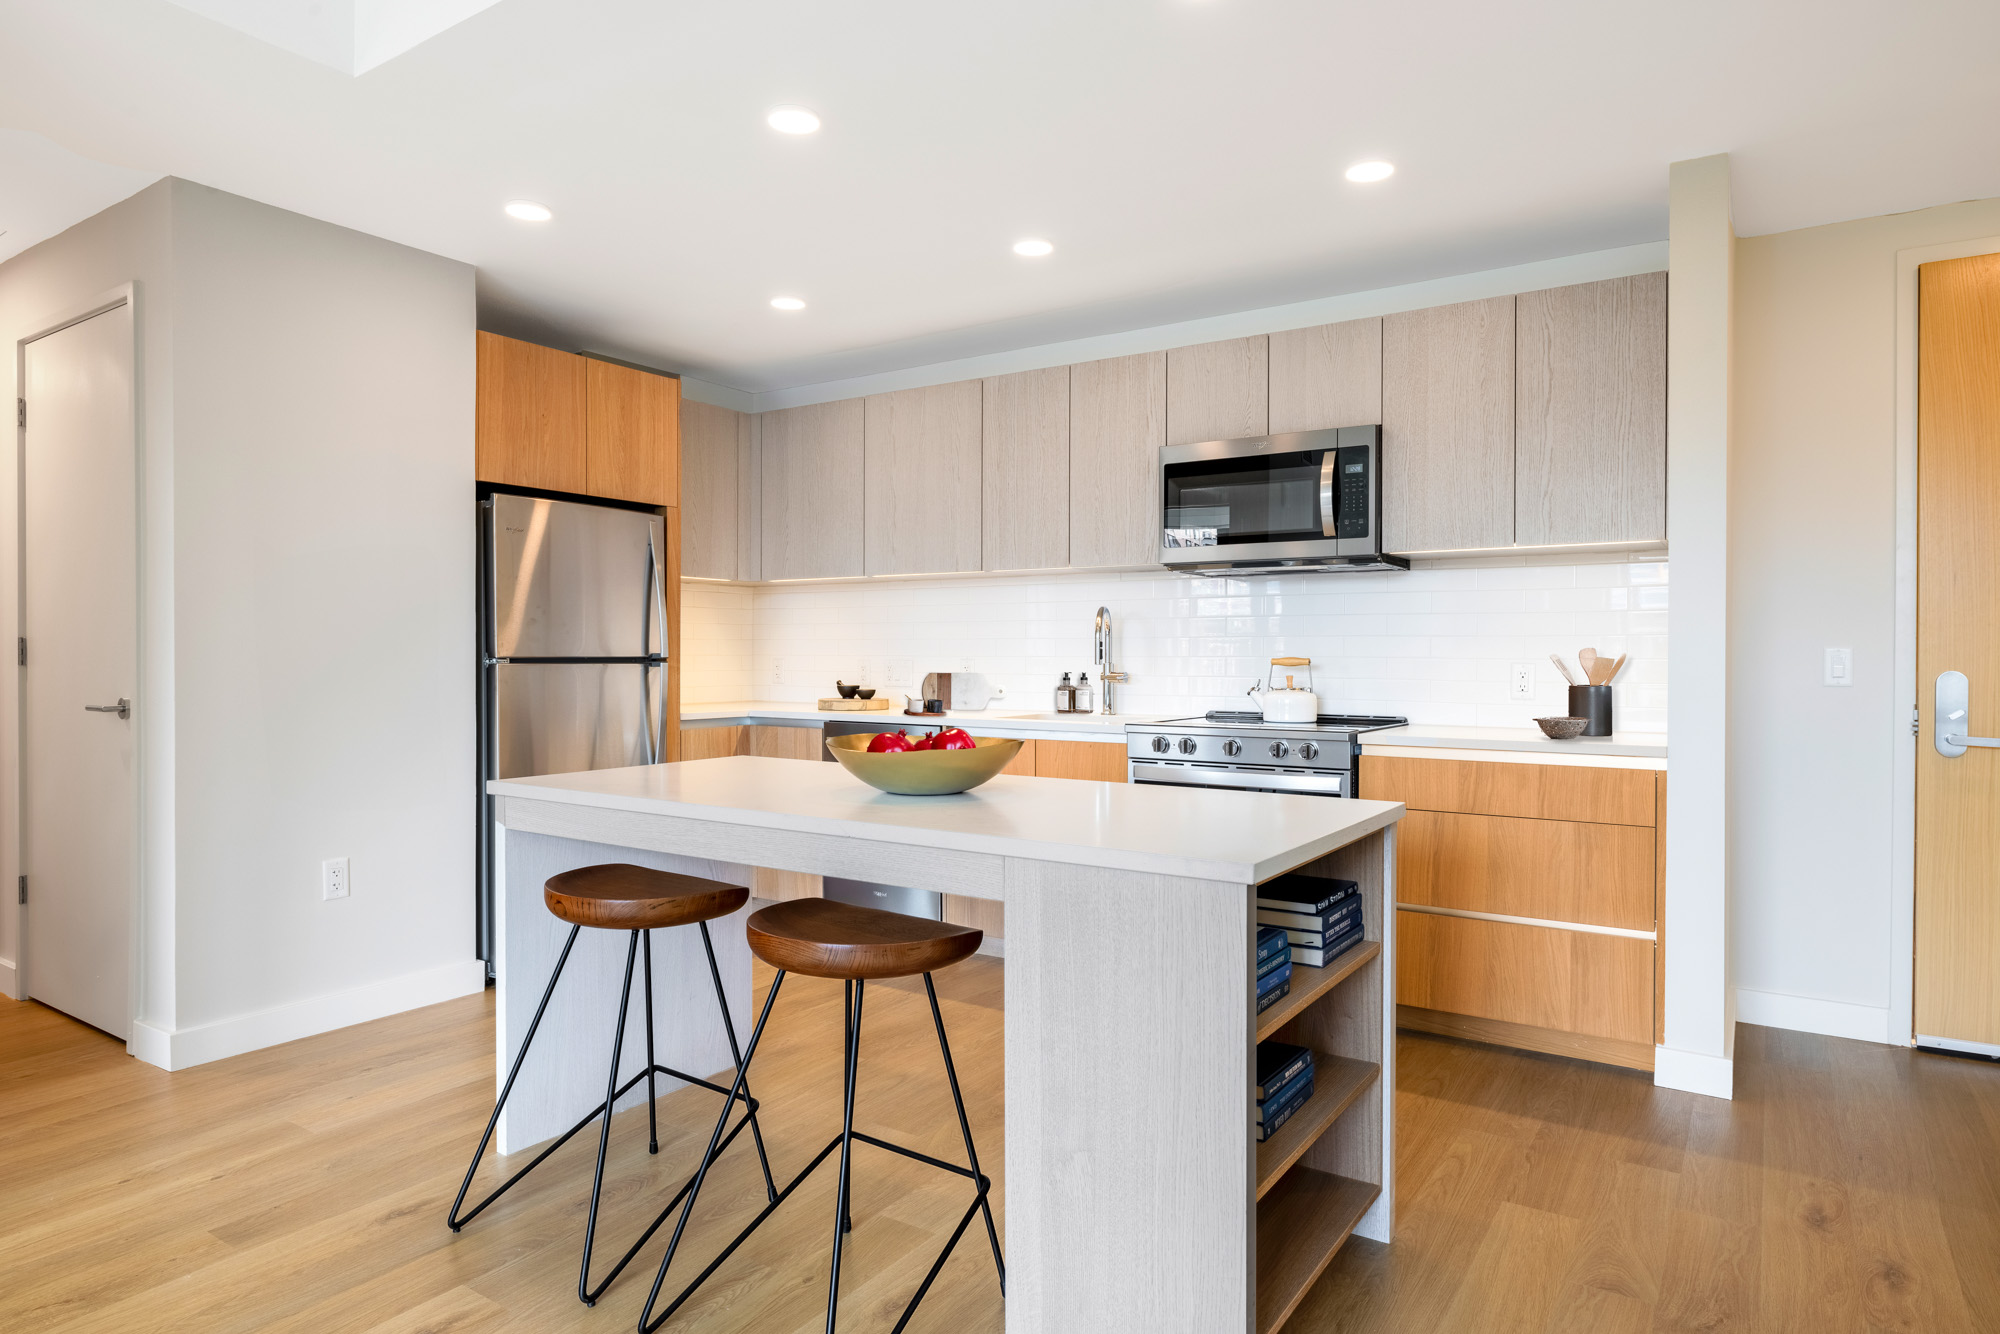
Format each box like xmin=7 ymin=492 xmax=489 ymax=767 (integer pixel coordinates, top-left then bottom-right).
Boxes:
xmin=1271 ymin=656 xmax=1311 ymax=667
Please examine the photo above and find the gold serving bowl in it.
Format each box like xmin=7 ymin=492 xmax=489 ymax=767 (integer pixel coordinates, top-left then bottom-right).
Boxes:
xmin=824 ymin=733 xmax=1025 ymax=796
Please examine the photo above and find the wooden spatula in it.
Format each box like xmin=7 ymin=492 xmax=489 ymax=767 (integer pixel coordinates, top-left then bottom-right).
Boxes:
xmin=1578 ymin=648 xmax=1600 ymax=683
xmin=1604 ymin=653 xmax=1628 ymax=684
xmin=1549 ymin=654 xmax=1580 ymax=686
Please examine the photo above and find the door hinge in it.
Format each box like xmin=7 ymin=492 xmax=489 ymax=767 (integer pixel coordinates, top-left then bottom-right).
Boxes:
xmin=15 ymin=398 xmax=23 ymax=429
xmin=16 ymin=876 xmax=24 ymax=906
xmin=16 ymin=638 xmax=23 ymax=667
xmin=1913 ymin=708 xmax=1921 ymax=737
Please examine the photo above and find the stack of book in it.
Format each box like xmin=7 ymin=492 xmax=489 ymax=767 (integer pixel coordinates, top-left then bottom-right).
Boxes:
xmin=1255 ymin=924 xmax=1291 ymax=1014
xmin=1256 ymin=1039 xmax=1315 ymax=1142
xmin=1256 ymin=875 xmax=1366 ymax=967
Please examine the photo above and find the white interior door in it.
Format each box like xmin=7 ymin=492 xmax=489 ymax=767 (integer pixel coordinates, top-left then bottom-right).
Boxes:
xmin=22 ymin=300 xmax=137 ymax=1039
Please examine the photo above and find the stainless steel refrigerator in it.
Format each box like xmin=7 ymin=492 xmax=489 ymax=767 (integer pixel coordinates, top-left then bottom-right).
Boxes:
xmin=477 ymin=493 xmax=668 ymax=968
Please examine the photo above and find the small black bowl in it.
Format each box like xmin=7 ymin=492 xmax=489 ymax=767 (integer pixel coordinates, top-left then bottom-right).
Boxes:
xmin=856 ymin=688 xmax=876 ymax=699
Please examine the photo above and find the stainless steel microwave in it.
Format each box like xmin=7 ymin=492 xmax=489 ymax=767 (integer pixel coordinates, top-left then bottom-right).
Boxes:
xmin=1158 ymin=426 xmax=1408 ymax=574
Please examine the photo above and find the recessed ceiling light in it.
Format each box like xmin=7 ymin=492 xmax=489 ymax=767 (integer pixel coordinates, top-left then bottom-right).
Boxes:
xmin=767 ymin=106 xmax=821 ymax=135
xmin=1343 ymin=161 xmax=1395 ymax=184
xmin=770 ymin=296 xmax=806 ymax=311
xmin=504 ymin=200 xmax=553 ymax=222
xmin=1012 ymin=238 xmax=1055 ymax=257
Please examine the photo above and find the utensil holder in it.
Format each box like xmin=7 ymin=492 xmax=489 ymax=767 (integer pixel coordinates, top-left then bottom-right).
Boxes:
xmin=1568 ymin=685 xmax=1613 ymax=737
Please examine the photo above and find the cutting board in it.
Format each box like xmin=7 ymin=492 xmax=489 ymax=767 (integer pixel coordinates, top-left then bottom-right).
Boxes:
xmin=818 ymin=697 xmax=892 ymax=711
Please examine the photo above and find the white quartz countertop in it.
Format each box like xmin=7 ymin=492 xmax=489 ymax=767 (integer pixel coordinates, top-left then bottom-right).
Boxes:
xmin=492 ymin=755 xmax=1402 ymax=883
xmin=680 ymin=700 xmax=1149 ymax=741
xmin=1362 ymin=723 xmax=1669 ymax=759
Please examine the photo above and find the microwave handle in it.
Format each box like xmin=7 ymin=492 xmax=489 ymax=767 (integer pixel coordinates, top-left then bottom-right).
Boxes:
xmin=1319 ymin=453 xmax=1338 ymax=538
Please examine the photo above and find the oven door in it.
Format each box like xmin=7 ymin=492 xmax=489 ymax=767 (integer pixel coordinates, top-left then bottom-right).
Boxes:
xmin=1129 ymin=761 xmax=1348 ymax=797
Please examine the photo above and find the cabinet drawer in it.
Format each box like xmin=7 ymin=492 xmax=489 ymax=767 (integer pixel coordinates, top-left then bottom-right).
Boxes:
xmin=1361 ymin=754 xmax=1655 ymax=826
xmin=1396 ymin=910 xmax=1652 ymax=1045
xmin=1397 ymin=810 xmax=1654 ymax=931
xmin=1034 ymin=739 xmax=1128 ymax=782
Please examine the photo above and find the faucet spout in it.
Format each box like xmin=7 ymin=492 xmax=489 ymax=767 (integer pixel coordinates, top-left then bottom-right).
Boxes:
xmin=1093 ymin=606 xmax=1128 ymax=715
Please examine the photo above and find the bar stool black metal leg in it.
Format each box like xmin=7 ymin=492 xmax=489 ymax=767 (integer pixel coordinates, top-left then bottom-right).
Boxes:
xmin=447 ymin=923 xmax=582 ymax=1231
xmin=699 ymin=920 xmax=777 ymax=1203
xmin=924 ymin=972 xmax=1006 ymax=1294
xmin=838 ymin=980 xmax=854 ymax=1234
xmin=642 ymin=929 xmax=660 ymax=1154
xmin=825 ymin=978 xmax=866 ymax=1331
xmin=578 ymin=929 xmax=642 ymax=1306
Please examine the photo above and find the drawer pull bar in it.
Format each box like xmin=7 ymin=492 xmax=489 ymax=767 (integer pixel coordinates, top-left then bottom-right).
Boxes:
xmin=1395 ymin=901 xmax=1656 ymax=941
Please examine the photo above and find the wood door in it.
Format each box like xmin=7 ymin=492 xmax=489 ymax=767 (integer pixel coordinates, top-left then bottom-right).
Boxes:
xmin=22 ymin=301 xmax=138 ymax=1039
xmin=584 ymin=358 xmax=679 ymax=508
xmin=1915 ymin=252 xmax=2000 ymax=1048
xmin=1268 ymin=318 xmax=1382 ymax=434
xmin=1515 ymin=274 xmax=1667 ymax=546
xmin=475 ymin=332 xmax=585 ymax=493
xmin=680 ymin=399 xmax=743 ymax=580
xmin=1380 ymin=297 xmax=1515 ymax=553
xmin=1166 ymin=335 xmax=1269 ymax=445
xmin=761 ymin=399 xmax=864 ymax=580
xmin=982 ymin=366 xmax=1071 ymax=571
xmin=1070 ymin=351 xmax=1167 ymax=569
xmin=863 ymin=381 xmax=982 ymax=575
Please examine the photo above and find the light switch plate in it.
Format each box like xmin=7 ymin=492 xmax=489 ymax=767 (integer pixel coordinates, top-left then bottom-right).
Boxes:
xmin=1824 ymin=647 xmax=1853 ymax=687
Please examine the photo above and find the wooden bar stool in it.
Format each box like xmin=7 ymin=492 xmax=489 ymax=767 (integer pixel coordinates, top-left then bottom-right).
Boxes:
xmin=638 ymin=898 xmax=1006 ymax=1334
xmin=446 ymin=864 xmax=777 ymax=1307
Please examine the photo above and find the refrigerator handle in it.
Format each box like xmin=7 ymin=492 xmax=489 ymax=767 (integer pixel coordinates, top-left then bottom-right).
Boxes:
xmin=650 ymin=524 xmax=668 ymax=660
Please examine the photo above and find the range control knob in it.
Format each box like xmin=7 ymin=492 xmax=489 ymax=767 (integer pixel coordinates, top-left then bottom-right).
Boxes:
xmin=1297 ymin=741 xmax=1320 ymax=761
xmin=1269 ymin=740 xmax=1290 ymax=759
xmin=1222 ymin=738 xmax=1242 ymax=757
xmin=1150 ymin=735 xmax=1171 ymax=754
xmin=1178 ymin=737 xmax=1199 ymax=755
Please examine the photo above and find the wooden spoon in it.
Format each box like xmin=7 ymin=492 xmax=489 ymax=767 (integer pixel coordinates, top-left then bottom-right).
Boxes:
xmin=1549 ymin=653 xmax=1580 ymax=686
xmin=1578 ymin=648 xmax=1600 ymax=683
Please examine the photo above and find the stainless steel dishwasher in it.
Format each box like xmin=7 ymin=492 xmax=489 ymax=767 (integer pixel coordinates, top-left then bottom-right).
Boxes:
xmin=818 ymin=717 xmax=945 ymax=920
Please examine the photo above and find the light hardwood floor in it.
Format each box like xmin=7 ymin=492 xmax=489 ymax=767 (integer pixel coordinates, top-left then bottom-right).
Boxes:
xmin=5 ymin=970 xmax=1998 ymax=1333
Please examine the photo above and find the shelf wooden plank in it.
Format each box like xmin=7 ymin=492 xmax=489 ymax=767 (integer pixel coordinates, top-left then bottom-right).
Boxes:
xmin=1256 ymin=940 xmax=1380 ymax=1044
xmin=1256 ymin=1169 xmax=1380 ymax=1334
xmin=1255 ymin=1054 xmax=1380 ymax=1200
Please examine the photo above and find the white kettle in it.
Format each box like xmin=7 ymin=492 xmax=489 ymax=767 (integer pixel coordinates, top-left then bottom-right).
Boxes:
xmin=1247 ymin=657 xmax=1320 ymax=723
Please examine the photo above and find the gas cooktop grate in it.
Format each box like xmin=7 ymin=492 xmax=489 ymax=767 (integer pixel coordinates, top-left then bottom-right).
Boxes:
xmin=1198 ymin=711 xmax=1408 ymax=729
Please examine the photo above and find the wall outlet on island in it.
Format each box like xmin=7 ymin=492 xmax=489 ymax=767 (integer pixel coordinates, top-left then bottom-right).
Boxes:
xmin=1509 ymin=663 xmax=1536 ymax=701
xmin=322 ymin=857 xmax=350 ymax=901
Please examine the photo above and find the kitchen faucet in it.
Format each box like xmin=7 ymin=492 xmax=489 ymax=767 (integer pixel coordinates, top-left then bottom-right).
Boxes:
xmin=1093 ymin=606 xmax=1129 ymax=715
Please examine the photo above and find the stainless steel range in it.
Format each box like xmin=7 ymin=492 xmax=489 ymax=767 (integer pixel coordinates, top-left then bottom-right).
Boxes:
xmin=1124 ymin=711 xmax=1408 ymax=798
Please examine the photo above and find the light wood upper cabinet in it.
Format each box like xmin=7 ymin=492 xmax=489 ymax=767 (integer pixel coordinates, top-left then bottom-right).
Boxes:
xmin=584 ymin=358 xmax=680 ymax=508
xmin=1069 ymin=351 xmax=1166 ymax=569
xmin=1166 ymin=335 xmax=1269 ymax=445
xmin=1268 ymin=319 xmax=1382 ymax=434
xmin=680 ymin=399 xmax=746 ymax=580
xmin=863 ymin=381 xmax=983 ymax=576
xmin=761 ymin=399 xmax=864 ymax=580
xmin=1381 ymin=296 xmax=1516 ymax=553
xmin=1515 ymin=274 xmax=1667 ymax=546
xmin=982 ymin=366 xmax=1070 ymax=571
xmin=476 ymin=331 xmax=586 ymax=494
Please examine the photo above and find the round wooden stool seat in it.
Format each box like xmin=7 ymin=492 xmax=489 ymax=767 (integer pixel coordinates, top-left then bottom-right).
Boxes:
xmin=543 ymin=863 xmax=748 ymax=931
xmin=745 ymin=898 xmax=982 ymax=980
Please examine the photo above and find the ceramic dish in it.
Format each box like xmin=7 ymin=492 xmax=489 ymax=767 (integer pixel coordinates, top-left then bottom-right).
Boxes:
xmin=825 ymin=733 xmax=1024 ymax=795
xmin=1533 ymin=716 xmax=1589 ymax=740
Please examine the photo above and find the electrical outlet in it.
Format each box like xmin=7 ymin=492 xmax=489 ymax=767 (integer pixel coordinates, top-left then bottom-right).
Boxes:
xmin=1510 ymin=662 xmax=1535 ymax=701
xmin=771 ymin=661 xmax=784 ymax=686
xmin=1824 ymin=647 xmax=1854 ymax=687
xmin=322 ymin=857 xmax=350 ymax=901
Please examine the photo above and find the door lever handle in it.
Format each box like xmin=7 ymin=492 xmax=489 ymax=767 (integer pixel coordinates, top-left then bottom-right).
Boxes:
xmin=84 ymin=698 xmax=131 ymax=720
xmin=1935 ymin=672 xmax=1999 ymax=756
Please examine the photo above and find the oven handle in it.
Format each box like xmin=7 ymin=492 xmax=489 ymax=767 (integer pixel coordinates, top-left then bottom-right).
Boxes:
xmin=1319 ymin=451 xmax=1338 ymax=538
xmin=1130 ymin=760 xmax=1347 ymax=797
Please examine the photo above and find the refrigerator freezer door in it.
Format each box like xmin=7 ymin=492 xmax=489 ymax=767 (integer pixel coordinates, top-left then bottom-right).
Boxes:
xmin=489 ymin=493 xmax=666 ymax=659
xmin=494 ymin=661 xmax=666 ymax=778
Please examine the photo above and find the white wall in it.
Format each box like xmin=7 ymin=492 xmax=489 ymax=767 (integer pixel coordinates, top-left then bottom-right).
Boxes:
xmin=1730 ymin=194 xmax=2000 ymax=1045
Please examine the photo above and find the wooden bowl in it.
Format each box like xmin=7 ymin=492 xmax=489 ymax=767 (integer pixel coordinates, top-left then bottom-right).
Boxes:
xmin=825 ymin=734 xmax=1024 ymax=796
xmin=1533 ymin=716 xmax=1589 ymax=740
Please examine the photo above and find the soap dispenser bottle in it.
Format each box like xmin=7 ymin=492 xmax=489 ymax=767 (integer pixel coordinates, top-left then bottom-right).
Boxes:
xmin=1055 ymin=672 xmax=1075 ymax=713
xmin=1074 ymin=673 xmax=1094 ymax=714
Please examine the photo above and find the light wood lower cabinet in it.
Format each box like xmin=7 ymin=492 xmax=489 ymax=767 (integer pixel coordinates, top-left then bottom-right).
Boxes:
xmin=1034 ymin=738 xmax=1129 ymax=782
xmin=1396 ymin=809 xmax=1654 ymax=931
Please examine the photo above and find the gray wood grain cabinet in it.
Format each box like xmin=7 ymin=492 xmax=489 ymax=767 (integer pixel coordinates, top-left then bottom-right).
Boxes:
xmin=679 ymin=399 xmax=745 ymax=580
xmin=1515 ymin=273 xmax=1667 ymax=546
xmin=1381 ymin=296 xmax=1516 ymax=553
xmin=760 ymin=399 xmax=864 ymax=580
xmin=1166 ymin=335 xmax=1268 ymax=445
xmin=1269 ymin=318 xmax=1382 ymax=434
xmin=864 ymin=381 xmax=983 ymax=576
xmin=982 ymin=366 xmax=1071 ymax=571
xmin=1070 ymin=351 xmax=1167 ymax=569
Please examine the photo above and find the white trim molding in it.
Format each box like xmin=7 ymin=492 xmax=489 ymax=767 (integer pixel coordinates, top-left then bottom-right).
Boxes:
xmin=127 ymin=958 xmax=487 ymax=1071
xmin=1736 ymin=987 xmax=1891 ymax=1045
xmin=1653 ymin=1045 xmax=1735 ymax=1099
xmin=0 ymin=955 xmax=17 ymax=1000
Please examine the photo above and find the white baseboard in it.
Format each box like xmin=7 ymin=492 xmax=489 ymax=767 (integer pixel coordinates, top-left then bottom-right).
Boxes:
xmin=1653 ymin=1045 xmax=1735 ymax=1099
xmin=1735 ymin=987 xmax=1891 ymax=1045
xmin=975 ymin=936 xmax=1004 ymax=959
xmin=0 ymin=955 xmax=16 ymax=1000
xmin=129 ymin=959 xmax=488 ymax=1072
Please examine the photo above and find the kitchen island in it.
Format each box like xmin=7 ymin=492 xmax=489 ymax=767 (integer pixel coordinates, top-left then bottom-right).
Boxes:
xmin=489 ymin=756 xmax=1401 ymax=1333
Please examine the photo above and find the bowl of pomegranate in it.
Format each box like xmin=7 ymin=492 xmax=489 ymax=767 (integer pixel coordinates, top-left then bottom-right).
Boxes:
xmin=824 ymin=729 xmax=1025 ymax=796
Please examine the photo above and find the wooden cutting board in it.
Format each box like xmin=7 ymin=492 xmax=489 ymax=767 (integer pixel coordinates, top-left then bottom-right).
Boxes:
xmin=818 ymin=697 xmax=892 ymax=711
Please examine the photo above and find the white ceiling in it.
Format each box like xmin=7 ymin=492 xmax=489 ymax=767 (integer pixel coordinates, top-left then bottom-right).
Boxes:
xmin=4 ymin=0 xmax=1998 ymax=394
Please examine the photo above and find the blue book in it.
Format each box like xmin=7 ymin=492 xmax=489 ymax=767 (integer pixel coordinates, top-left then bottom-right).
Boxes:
xmin=1257 ymin=893 xmax=1362 ymax=932
xmin=1257 ymin=951 xmax=1289 ymax=982
xmin=1255 ymin=876 xmax=1359 ymax=916
xmin=1292 ymin=922 xmax=1364 ymax=969
xmin=1259 ymin=1070 xmax=1314 ymax=1121
xmin=1256 ymin=924 xmax=1289 ymax=964
xmin=1257 ymin=957 xmax=1292 ymax=992
xmin=1256 ymin=1041 xmax=1312 ymax=1101
xmin=1257 ymin=1075 xmax=1316 ymax=1140
xmin=1270 ymin=902 xmax=1360 ymax=947
xmin=1255 ymin=977 xmax=1290 ymax=1014
xmin=1259 ymin=1061 xmax=1314 ymax=1111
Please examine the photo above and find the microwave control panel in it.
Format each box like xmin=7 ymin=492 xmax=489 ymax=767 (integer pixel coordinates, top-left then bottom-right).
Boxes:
xmin=1333 ymin=444 xmax=1372 ymax=539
